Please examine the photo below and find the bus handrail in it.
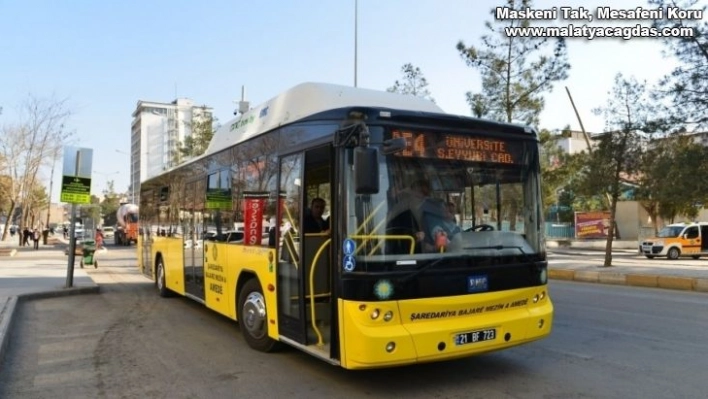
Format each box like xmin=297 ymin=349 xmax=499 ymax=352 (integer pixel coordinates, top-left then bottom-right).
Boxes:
xmin=283 ymin=229 xmax=299 ymax=269
xmin=354 ymin=217 xmax=390 ymax=255
xmin=283 ymin=205 xmax=299 ymax=235
xmin=309 ymin=238 xmax=332 ymax=348
xmin=353 ymin=201 xmax=386 ymax=236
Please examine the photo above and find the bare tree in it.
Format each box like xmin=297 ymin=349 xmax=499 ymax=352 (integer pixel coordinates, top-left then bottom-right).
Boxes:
xmin=579 ymin=74 xmax=657 ymax=266
xmin=0 ymin=94 xmax=73 ymax=240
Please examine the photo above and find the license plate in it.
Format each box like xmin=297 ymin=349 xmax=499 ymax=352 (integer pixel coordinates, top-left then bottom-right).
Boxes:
xmin=454 ymin=328 xmax=496 ymax=346
xmin=642 ymin=246 xmax=652 ymax=252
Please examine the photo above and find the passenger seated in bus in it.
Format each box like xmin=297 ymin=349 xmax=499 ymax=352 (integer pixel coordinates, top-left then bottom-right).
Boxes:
xmin=303 ymin=197 xmax=330 ymax=234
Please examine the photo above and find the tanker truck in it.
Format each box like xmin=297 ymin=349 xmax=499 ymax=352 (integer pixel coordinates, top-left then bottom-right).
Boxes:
xmin=115 ymin=204 xmax=139 ymax=246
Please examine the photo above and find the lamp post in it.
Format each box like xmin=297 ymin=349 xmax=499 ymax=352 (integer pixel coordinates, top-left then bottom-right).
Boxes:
xmin=354 ymin=0 xmax=358 ymax=88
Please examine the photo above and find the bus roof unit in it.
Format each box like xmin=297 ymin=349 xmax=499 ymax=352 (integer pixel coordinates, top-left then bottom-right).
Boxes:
xmin=205 ymin=82 xmax=443 ymax=156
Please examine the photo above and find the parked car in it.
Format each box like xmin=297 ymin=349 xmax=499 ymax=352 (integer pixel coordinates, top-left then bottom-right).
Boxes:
xmin=102 ymin=226 xmax=115 ymax=239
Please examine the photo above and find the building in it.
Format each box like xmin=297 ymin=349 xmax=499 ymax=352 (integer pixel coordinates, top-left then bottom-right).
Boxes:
xmin=36 ymin=203 xmax=66 ymax=228
xmin=555 ymin=130 xmax=593 ymax=155
xmin=129 ymin=98 xmax=213 ymax=205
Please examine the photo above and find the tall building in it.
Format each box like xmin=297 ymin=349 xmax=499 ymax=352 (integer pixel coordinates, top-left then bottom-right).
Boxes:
xmin=129 ymin=98 xmax=213 ymax=204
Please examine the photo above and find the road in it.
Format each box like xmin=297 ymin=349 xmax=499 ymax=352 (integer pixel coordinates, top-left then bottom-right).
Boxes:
xmin=1 ymin=248 xmax=707 ymax=398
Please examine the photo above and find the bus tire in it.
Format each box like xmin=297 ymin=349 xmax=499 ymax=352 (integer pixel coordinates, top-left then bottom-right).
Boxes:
xmin=238 ymin=279 xmax=279 ymax=352
xmin=667 ymin=247 xmax=680 ymax=260
xmin=156 ymin=257 xmax=171 ymax=297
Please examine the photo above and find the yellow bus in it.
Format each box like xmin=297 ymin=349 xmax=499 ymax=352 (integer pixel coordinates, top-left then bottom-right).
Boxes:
xmin=137 ymin=82 xmax=552 ymax=369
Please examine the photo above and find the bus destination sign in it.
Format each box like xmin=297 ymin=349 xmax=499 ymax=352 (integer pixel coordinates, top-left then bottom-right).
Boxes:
xmin=391 ymin=130 xmax=520 ymax=164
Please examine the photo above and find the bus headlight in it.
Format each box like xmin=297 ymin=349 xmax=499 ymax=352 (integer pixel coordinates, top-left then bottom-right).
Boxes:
xmin=370 ymin=309 xmax=380 ymax=320
xmin=385 ymin=342 xmax=396 ymax=352
xmin=383 ymin=311 xmax=394 ymax=322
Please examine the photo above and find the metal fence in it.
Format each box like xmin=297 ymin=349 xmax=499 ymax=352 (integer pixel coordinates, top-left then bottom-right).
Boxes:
xmin=545 ymin=222 xmax=575 ymax=239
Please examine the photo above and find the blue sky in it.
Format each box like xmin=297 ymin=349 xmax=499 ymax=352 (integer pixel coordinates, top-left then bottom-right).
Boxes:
xmin=0 ymin=0 xmax=701 ymax=201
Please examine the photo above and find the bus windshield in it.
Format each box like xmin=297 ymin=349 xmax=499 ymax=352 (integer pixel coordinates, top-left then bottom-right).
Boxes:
xmin=345 ymin=127 xmax=543 ymax=270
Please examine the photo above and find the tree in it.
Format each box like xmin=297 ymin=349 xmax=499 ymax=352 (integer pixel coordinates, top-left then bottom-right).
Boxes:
xmin=387 ymin=63 xmax=435 ymax=102
xmin=579 ymin=74 xmax=657 ymax=266
xmin=100 ymin=180 xmax=122 ymax=227
xmin=0 ymin=174 xmax=12 ymax=222
xmin=173 ymin=106 xmax=217 ymax=166
xmin=24 ymin=182 xmax=49 ymax=229
xmin=637 ymin=134 xmax=708 ymax=229
xmin=456 ymin=0 xmax=570 ymax=125
xmin=539 ymin=128 xmax=586 ymax=221
xmin=650 ymin=0 xmax=708 ymax=128
xmin=0 ymin=94 xmax=73 ymax=240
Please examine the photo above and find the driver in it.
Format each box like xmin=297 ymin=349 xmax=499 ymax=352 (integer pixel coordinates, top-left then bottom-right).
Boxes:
xmin=419 ymin=198 xmax=462 ymax=252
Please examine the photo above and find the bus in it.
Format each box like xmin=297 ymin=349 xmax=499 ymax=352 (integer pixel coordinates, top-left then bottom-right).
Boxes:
xmin=137 ymin=82 xmax=552 ymax=369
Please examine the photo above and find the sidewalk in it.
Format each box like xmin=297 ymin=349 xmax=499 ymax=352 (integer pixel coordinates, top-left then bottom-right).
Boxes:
xmin=0 ymin=235 xmax=99 ymax=363
xmin=548 ymin=247 xmax=708 ymax=292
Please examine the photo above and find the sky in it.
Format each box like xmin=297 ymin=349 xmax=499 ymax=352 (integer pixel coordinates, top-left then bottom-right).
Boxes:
xmin=0 ymin=0 xmax=703 ymax=202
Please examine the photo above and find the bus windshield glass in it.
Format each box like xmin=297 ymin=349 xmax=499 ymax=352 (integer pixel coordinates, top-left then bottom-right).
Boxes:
xmin=345 ymin=127 xmax=543 ymax=269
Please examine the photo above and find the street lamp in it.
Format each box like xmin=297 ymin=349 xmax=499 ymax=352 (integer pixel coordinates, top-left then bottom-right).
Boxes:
xmin=354 ymin=0 xmax=358 ymax=87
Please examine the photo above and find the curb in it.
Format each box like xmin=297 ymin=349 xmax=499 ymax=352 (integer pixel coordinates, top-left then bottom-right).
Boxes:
xmin=548 ymin=269 xmax=708 ymax=292
xmin=0 ymin=285 xmax=100 ymax=367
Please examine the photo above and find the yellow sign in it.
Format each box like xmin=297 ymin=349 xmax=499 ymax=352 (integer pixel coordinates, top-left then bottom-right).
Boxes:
xmin=60 ymin=176 xmax=91 ymax=204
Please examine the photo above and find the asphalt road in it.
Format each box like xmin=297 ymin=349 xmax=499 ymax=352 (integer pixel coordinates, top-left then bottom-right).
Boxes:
xmin=1 ymin=249 xmax=707 ymax=398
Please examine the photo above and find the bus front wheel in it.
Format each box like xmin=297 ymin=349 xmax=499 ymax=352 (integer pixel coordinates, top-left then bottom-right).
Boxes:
xmin=238 ymin=279 xmax=279 ymax=352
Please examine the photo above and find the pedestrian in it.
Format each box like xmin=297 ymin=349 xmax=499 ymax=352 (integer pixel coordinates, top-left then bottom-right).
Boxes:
xmin=63 ymin=225 xmax=68 ymax=239
xmin=9 ymin=225 xmax=15 ymax=238
xmin=32 ymin=228 xmax=40 ymax=250
xmin=23 ymin=227 xmax=31 ymax=246
xmin=95 ymin=228 xmax=104 ymax=250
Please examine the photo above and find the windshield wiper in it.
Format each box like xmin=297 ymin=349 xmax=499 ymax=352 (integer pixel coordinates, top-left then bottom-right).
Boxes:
xmin=400 ymin=257 xmax=447 ymax=283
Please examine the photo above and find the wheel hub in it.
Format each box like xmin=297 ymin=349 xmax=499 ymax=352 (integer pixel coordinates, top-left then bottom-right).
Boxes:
xmin=243 ymin=292 xmax=267 ymax=339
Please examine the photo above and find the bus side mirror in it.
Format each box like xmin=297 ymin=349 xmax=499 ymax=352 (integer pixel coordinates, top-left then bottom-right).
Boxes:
xmin=354 ymin=147 xmax=379 ymax=194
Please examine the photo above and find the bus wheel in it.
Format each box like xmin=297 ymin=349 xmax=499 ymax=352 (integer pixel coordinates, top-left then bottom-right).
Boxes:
xmin=156 ymin=257 xmax=171 ymax=297
xmin=667 ymin=247 xmax=680 ymax=260
xmin=238 ymin=279 xmax=279 ymax=352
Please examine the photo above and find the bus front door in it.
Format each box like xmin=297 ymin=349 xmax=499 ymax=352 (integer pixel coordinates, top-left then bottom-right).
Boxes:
xmin=276 ymin=153 xmax=307 ymax=344
xmin=275 ymin=147 xmax=334 ymax=356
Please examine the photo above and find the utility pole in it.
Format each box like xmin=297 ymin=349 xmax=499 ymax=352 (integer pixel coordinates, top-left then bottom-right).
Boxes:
xmin=354 ymin=0 xmax=358 ymax=87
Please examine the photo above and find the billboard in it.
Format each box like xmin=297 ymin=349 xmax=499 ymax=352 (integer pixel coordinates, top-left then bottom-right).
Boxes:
xmin=574 ymin=211 xmax=612 ymax=239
